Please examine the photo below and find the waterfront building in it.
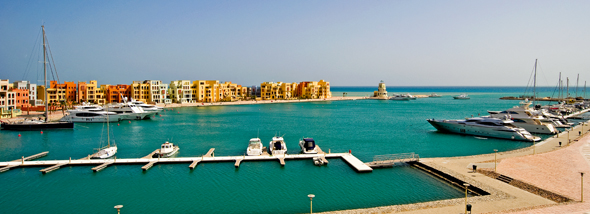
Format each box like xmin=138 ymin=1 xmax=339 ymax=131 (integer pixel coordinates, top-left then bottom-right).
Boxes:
xmin=102 ymin=84 xmax=131 ymax=103
xmin=170 ymin=80 xmax=192 ymax=103
xmin=192 ymin=80 xmax=220 ymax=102
xmin=220 ymin=81 xmax=246 ymax=101
xmin=0 ymin=79 xmax=17 ymax=118
xmin=260 ymin=82 xmax=298 ymax=100
xmin=11 ymin=89 xmax=30 ymax=109
xmin=13 ymin=80 xmax=39 ymax=106
xmin=144 ymin=80 xmax=166 ymax=104
xmin=77 ymin=80 xmax=103 ymax=104
xmin=373 ymin=80 xmax=388 ymax=99
xmin=49 ymin=81 xmax=77 ymax=103
xmin=295 ymin=80 xmax=331 ymax=99
xmin=130 ymin=81 xmax=150 ymax=103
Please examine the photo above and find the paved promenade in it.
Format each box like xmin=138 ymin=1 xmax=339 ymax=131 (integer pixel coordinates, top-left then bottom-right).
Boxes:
xmin=323 ymin=122 xmax=590 ymax=214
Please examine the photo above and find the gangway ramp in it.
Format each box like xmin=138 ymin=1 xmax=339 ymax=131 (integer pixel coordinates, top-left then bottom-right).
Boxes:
xmin=365 ymin=153 xmax=420 ymax=168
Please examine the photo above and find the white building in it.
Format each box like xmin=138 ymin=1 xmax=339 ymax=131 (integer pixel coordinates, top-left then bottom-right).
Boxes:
xmin=170 ymin=80 xmax=192 ymax=103
xmin=0 ymin=79 xmax=16 ymax=118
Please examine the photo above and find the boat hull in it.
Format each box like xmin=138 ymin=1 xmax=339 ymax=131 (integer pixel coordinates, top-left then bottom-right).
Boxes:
xmin=117 ymin=112 xmax=157 ymax=120
xmin=1 ymin=122 xmax=74 ymax=130
xmin=427 ymin=119 xmax=538 ymax=141
xmin=299 ymin=142 xmax=318 ymax=154
xmin=60 ymin=115 xmax=122 ymax=123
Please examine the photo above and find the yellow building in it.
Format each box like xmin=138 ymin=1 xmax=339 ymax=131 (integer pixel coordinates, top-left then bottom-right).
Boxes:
xmin=131 ymin=81 xmax=150 ymax=103
xmin=260 ymin=82 xmax=297 ymax=100
xmin=37 ymin=85 xmax=59 ymax=104
xmin=77 ymin=80 xmax=104 ymax=104
xmin=295 ymin=80 xmax=331 ymax=99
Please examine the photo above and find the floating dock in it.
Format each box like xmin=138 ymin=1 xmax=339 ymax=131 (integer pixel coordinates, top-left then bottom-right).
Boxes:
xmin=0 ymin=150 xmax=383 ymax=174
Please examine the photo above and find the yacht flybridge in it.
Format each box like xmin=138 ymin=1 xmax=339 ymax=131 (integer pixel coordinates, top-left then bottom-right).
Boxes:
xmin=154 ymin=142 xmax=179 ymax=158
xmin=427 ymin=116 xmax=540 ymax=142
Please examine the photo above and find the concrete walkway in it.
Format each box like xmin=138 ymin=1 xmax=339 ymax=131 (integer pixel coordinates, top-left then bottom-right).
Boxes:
xmin=323 ymin=122 xmax=590 ymax=214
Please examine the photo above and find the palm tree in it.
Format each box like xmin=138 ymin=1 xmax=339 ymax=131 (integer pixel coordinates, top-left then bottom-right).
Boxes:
xmin=59 ymin=100 xmax=66 ymax=115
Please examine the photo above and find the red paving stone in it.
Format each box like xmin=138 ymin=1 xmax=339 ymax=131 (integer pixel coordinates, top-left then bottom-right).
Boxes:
xmin=499 ymin=135 xmax=590 ymax=214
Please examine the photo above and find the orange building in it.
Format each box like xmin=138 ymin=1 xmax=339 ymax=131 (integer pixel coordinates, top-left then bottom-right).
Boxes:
xmin=49 ymin=80 xmax=77 ymax=102
xmin=11 ymin=88 xmax=30 ymax=108
xmin=77 ymin=81 xmax=87 ymax=103
xmin=105 ymin=84 xmax=131 ymax=103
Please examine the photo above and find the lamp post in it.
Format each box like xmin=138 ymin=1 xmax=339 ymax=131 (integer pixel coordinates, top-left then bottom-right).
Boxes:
xmin=464 ymin=183 xmax=470 ymax=214
xmin=114 ymin=205 xmax=123 ymax=214
xmin=494 ymin=149 xmax=498 ymax=172
xmin=580 ymin=172 xmax=584 ymax=202
xmin=308 ymin=194 xmax=315 ymax=214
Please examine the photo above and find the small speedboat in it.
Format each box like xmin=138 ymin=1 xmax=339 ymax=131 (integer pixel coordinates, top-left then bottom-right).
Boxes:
xmin=313 ymin=157 xmax=326 ymax=166
xmin=299 ymin=138 xmax=318 ymax=154
xmin=247 ymin=138 xmax=263 ymax=156
xmin=453 ymin=94 xmax=470 ymax=99
xmin=154 ymin=141 xmax=179 ymax=158
xmin=389 ymin=94 xmax=411 ymax=100
xmin=269 ymin=136 xmax=287 ymax=155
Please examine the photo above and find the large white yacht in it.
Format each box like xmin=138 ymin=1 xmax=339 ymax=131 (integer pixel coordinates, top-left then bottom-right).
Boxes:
xmin=61 ymin=104 xmax=122 ymax=123
xmin=487 ymin=100 xmax=557 ymax=134
xmin=299 ymin=138 xmax=318 ymax=154
xmin=426 ymin=116 xmax=540 ymax=142
xmin=130 ymin=99 xmax=164 ymax=114
xmin=106 ymin=102 xmax=156 ymax=120
xmin=246 ymin=138 xmax=263 ymax=156
xmin=269 ymin=136 xmax=287 ymax=155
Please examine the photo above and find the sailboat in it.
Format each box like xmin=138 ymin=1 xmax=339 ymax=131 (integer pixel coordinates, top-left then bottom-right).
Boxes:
xmin=91 ymin=109 xmax=117 ymax=159
xmin=1 ymin=25 xmax=74 ymax=130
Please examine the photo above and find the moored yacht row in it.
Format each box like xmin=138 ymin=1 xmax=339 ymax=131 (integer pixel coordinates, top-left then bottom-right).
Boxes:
xmin=60 ymin=99 xmax=163 ymax=123
xmin=247 ymin=136 xmax=320 ymax=156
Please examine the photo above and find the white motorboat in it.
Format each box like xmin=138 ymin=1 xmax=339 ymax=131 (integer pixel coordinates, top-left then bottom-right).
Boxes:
xmin=246 ymin=138 xmax=263 ymax=156
xmin=313 ymin=157 xmax=326 ymax=166
xmin=61 ymin=105 xmax=122 ymax=123
xmin=154 ymin=141 xmax=179 ymax=158
xmin=91 ymin=109 xmax=117 ymax=159
xmin=269 ymin=136 xmax=287 ymax=155
xmin=453 ymin=94 xmax=470 ymax=99
xmin=389 ymin=94 xmax=412 ymax=100
xmin=106 ymin=102 xmax=156 ymax=120
xmin=130 ymin=99 xmax=163 ymax=114
xmin=487 ymin=100 xmax=557 ymax=134
xmin=299 ymin=138 xmax=318 ymax=154
xmin=426 ymin=116 xmax=540 ymax=142
xmin=429 ymin=93 xmax=442 ymax=98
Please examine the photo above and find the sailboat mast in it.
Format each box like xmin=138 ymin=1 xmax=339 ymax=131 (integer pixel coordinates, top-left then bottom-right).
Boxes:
xmin=567 ymin=78 xmax=570 ymax=99
xmin=42 ymin=25 xmax=49 ymax=122
xmin=107 ymin=107 xmax=110 ymax=147
xmin=558 ymin=72 xmax=562 ymax=100
xmin=533 ymin=59 xmax=537 ymax=105
xmin=576 ymin=74 xmax=580 ymax=97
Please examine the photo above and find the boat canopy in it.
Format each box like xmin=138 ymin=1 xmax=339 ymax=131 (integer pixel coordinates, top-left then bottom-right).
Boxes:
xmin=303 ymin=138 xmax=316 ymax=150
xmin=273 ymin=141 xmax=282 ymax=150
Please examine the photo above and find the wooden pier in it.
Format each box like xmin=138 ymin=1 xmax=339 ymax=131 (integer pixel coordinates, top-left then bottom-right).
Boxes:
xmin=0 ymin=149 xmax=420 ymax=174
xmin=0 ymin=152 xmax=49 ymax=173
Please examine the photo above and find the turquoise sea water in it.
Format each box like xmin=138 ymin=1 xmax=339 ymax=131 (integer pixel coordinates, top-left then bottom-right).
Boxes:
xmin=0 ymin=87 xmax=585 ymax=213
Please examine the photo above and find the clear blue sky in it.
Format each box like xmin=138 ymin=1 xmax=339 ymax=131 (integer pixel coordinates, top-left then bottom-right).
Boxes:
xmin=1 ymin=0 xmax=589 ymax=87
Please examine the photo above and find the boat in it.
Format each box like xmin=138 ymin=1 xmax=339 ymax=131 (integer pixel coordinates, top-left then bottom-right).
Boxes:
xmin=269 ymin=136 xmax=287 ymax=155
xmin=130 ymin=99 xmax=163 ymax=114
xmin=429 ymin=93 xmax=442 ymax=98
xmin=453 ymin=94 xmax=470 ymax=99
xmin=246 ymin=138 xmax=263 ymax=156
xmin=299 ymin=138 xmax=318 ymax=154
xmin=1 ymin=26 xmax=74 ymax=130
xmin=106 ymin=99 xmax=156 ymax=120
xmin=153 ymin=141 xmax=179 ymax=158
xmin=426 ymin=116 xmax=541 ymax=142
xmin=487 ymin=100 xmax=557 ymax=134
xmin=313 ymin=157 xmax=326 ymax=166
xmin=389 ymin=94 xmax=411 ymax=100
xmin=90 ymin=111 xmax=117 ymax=159
xmin=60 ymin=104 xmax=122 ymax=123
